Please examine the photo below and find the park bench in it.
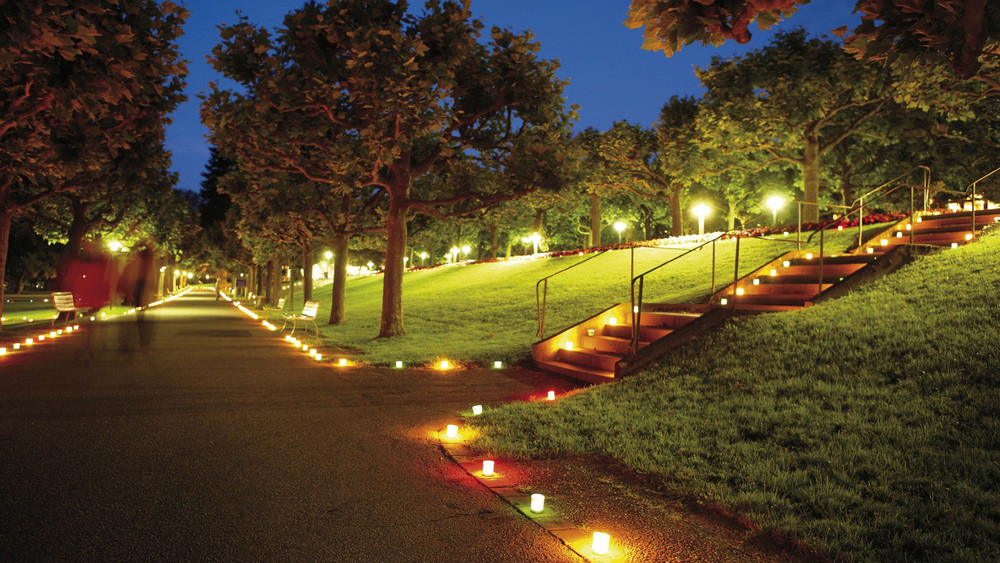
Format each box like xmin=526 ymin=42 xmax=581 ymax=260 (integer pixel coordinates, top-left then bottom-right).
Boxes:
xmin=282 ymin=300 xmax=320 ymax=336
xmin=51 ymin=292 xmax=85 ymax=326
xmin=262 ymin=297 xmax=286 ymax=312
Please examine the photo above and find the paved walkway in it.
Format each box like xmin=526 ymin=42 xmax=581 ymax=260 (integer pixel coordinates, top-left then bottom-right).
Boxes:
xmin=1 ymin=290 xmax=812 ymax=562
xmin=0 ymin=290 xmax=576 ymax=561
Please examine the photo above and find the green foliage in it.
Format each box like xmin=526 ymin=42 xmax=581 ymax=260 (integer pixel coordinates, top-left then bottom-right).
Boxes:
xmin=471 ymin=229 xmax=1000 ymax=561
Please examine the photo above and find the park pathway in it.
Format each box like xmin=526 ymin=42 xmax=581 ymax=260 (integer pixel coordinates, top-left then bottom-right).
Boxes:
xmin=0 ymin=290 xmax=577 ymax=562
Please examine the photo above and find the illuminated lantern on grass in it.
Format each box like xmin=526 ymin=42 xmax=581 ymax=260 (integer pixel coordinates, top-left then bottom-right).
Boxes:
xmin=472 ymin=405 xmax=483 ymax=415
xmin=592 ymin=532 xmax=610 ymax=555
xmin=530 ymin=494 xmax=545 ymax=513
xmin=547 ymin=391 xmax=556 ymax=401
xmin=446 ymin=425 xmax=458 ymax=439
xmin=482 ymin=460 xmax=494 ymax=476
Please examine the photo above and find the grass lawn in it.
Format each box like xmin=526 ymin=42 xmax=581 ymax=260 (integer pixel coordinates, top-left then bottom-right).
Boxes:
xmin=272 ymin=227 xmax=880 ymax=366
xmin=467 ymin=229 xmax=1000 ymax=561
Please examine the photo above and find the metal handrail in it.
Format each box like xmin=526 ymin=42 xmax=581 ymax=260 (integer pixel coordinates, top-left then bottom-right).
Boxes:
xmin=965 ymin=165 xmax=1000 ymax=234
xmin=536 ymin=250 xmax=609 ymax=338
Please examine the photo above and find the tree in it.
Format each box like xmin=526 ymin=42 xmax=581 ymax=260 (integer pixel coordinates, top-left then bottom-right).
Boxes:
xmin=0 ymin=0 xmax=187 ymax=329
xmin=204 ymin=0 xmax=573 ymax=337
xmin=696 ymin=30 xmax=890 ymax=222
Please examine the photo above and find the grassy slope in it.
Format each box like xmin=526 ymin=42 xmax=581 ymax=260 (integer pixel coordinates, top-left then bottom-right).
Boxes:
xmin=469 ymin=229 xmax=1000 ymax=561
xmin=286 ymin=229 xmax=872 ymax=365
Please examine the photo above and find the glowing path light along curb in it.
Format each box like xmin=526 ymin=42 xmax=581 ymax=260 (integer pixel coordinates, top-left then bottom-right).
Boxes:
xmin=445 ymin=424 xmax=458 ymax=439
xmin=530 ymin=494 xmax=545 ymax=513
xmin=472 ymin=405 xmax=483 ymax=416
xmin=592 ymin=532 xmax=611 ymax=555
xmin=482 ymin=460 xmax=494 ymax=477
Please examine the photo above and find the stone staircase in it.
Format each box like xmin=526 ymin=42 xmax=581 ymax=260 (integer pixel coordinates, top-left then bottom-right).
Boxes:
xmin=533 ymin=208 xmax=1000 ymax=384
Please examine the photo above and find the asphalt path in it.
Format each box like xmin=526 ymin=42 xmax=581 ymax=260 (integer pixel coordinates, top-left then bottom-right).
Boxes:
xmin=0 ymin=290 xmax=578 ymax=562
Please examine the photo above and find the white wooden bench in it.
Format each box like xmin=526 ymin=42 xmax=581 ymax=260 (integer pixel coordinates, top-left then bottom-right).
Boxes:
xmin=262 ymin=297 xmax=286 ymax=312
xmin=282 ymin=300 xmax=320 ymax=336
xmin=51 ymin=292 xmax=85 ymax=326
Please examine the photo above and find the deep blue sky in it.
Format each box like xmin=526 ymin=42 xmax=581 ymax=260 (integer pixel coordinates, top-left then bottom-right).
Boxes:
xmin=167 ymin=0 xmax=859 ymax=193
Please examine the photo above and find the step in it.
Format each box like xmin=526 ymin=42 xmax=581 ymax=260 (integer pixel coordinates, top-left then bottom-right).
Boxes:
xmin=753 ymin=274 xmax=847 ymax=285
xmin=739 ymin=282 xmax=832 ymax=296
xmin=637 ymin=311 xmax=700 ymax=328
xmin=875 ymin=231 xmax=974 ymax=246
xmin=556 ymin=348 xmax=620 ymax=372
xmin=906 ymin=223 xmax=991 ymax=236
xmin=786 ymin=255 xmax=877 ymax=266
xmin=535 ymin=360 xmax=614 ymax=384
xmin=602 ymin=324 xmax=672 ymax=342
xmin=583 ymin=334 xmax=633 ymax=355
xmin=776 ymin=263 xmax=869 ymax=277
xmin=916 ymin=210 xmax=1000 ymax=226
xmin=729 ymin=294 xmax=813 ymax=307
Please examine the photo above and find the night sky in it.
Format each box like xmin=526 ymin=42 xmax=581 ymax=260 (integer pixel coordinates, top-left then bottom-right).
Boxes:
xmin=166 ymin=0 xmax=860 ymax=193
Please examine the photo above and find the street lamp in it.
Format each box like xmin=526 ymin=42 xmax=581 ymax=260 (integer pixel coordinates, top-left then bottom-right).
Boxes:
xmin=449 ymin=246 xmax=460 ymax=262
xmin=107 ymin=240 xmax=124 ymax=253
xmin=692 ymin=203 xmax=710 ymax=236
xmin=614 ymin=221 xmax=627 ymax=244
xmin=461 ymin=245 xmax=470 ymax=259
xmin=419 ymin=251 xmax=428 ymax=266
xmin=766 ymin=196 xmax=784 ymax=226
xmin=521 ymin=232 xmax=541 ymax=254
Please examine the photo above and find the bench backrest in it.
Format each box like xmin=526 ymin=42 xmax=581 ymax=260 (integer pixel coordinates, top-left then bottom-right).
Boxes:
xmin=51 ymin=292 xmax=77 ymax=312
xmin=301 ymin=300 xmax=320 ymax=319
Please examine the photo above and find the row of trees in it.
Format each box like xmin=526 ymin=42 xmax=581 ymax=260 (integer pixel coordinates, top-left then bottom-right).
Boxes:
xmin=0 ymin=1 xmax=193 ymax=330
xmin=199 ymin=0 xmax=1000 ymax=343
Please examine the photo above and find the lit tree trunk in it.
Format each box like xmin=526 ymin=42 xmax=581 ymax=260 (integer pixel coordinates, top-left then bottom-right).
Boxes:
xmin=727 ymin=204 xmax=737 ymax=230
xmin=505 ymin=240 xmax=512 ymax=259
xmin=379 ymin=169 xmax=410 ymax=338
xmin=329 ymin=234 xmax=348 ymax=325
xmin=269 ymin=260 xmax=280 ymax=306
xmin=287 ymin=264 xmax=296 ymax=311
xmin=488 ymin=224 xmax=499 ymax=259
xmin=532 ymin=209 xmax=544 ymax=235
xmin=803 ymin=126 xmax=820 ymax=223
xmin=589 ymin=193 xmax=601 ymax=248
xmin=64 ymin=196 xmax=91 ymax=260
xmin=0 ymin=212 xmax=10 ymax=332
xmin=301 ymin=241 xmax=313 ymax=302
xmin=669 ymin=185 xmax=683 ymax=236
xmin=640 ymin=204 xmax=654 ymax=240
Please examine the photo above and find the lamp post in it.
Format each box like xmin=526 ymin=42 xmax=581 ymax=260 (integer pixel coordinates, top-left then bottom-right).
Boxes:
xmin=614 ymin=221 xmax=627 ymax=244
xmin=419 ymin=251 xmax=428 ymax=266
xmin=521 ymin=233 xmax=541 ymax=254
xmin=324 ymin=250 xmax=333 ymax=278
xmin=766 ymin=196 xmax=784 ymax=226
xmin=449 ymin=246 xmax=459 ymax=263
xmin=692 ymin=203 xmax=710 ymax=236
xmin=461 ymin=245 xmax=470 ymax=259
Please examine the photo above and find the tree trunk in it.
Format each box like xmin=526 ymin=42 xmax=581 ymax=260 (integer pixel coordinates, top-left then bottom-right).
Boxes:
xmin=727 ymin=203 xmax=737 ymax=230
xmin=15 ymin=273 xmax=24 ymax=295
xmin=379 ymin=170 xmax=410 ymax=338
xmin=489 ymin=224 xmax=499 ymax=259
xmin=803 ymin=126 xmax=820 ymax=223
xmin=65 ymin=197 xmax=90 ymax=260
xmin=532 ymin=209 xmax=544 ymax=235
xmin=0 ymin=211 xmax=12 ymax=332
xmin=328 ymin=234 xmax=348 ymax=325
xmin=589 ymin=193 xmax=601 ymax=248
xmin=669 ymin=185 xmax=683 ymax=237
xmin=640 ymin=204 xmax=654 ymax=240
xmin=505 ymin=239 xmax=512 ymax=259
xmin=287 ymin=265 xmax=295 ymax=311
xmin=301 ymin=241 xmax=313 ymax=302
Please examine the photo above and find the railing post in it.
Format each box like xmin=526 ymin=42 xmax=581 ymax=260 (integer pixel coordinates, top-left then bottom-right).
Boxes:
xmin=818 ymin=227 xmax=825 ymax=296
xmin=972 ymin=182 xmax=978 ymax=236
xmin=858 ymin=196 xmax=864 ymax=248
xmin=711 ymin=239 xmax=717 ymax=294
xmin=731 ymin=235 xmax=740 ymax=310
xmin=537 ymin=280 xmax=548 ymax=339
xmin=631 ymin=278 xmax=644 ymax=355
xmin=797 ymin=202 xmax=802 ymax=250
xmin=910 ymin=185 xmax=915 ymax=245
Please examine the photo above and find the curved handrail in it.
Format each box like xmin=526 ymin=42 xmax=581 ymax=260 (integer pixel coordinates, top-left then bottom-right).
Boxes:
xmin=851 ymin=165 xmax=931 ymax=209
xmin=535 ymin=250 xmax=609 ymax=338
xmin=965 ymin=165 xmax=1000 ymax=232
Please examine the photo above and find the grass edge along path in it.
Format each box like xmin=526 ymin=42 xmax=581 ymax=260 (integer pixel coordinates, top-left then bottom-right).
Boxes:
xmin=467 ymin=229 xmax=1000 ymax=562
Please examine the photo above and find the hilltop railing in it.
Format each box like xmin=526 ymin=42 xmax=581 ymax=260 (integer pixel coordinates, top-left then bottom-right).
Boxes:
xmin=966 ymin=166 xmax=1000 ymax=233
xmin=536 ymin=250 xmax=609 ymax=339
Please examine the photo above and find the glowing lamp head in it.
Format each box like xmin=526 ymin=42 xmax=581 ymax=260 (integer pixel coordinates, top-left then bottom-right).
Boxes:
xmin=592 ymin=532 xmax=610 ymax=555
xmin=472 ymin=405 xmax=483 ymax=415
xmin=613 ymin=221 xmax=626 ymax=233
xmin=547 ymin=390 xmax=556 ymax=401
xmin=766 ymin=196 xmax=784 ymax=213
xmin=530 ymin=494 xmax=545 ymax=513
xmin=692 ymin=203 xmax=710 ymax=219
xmin=482 ymin=460 xmax=494 ymax=476
xmin=446 ymin=424 xmax=458 ymax=439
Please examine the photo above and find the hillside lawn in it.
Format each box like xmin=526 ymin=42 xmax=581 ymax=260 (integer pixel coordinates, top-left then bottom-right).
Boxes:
xmin=273 ymin=227 xmax=881 ymax=366
xmin=468 ymin=228 xmax=1000 ymax=561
